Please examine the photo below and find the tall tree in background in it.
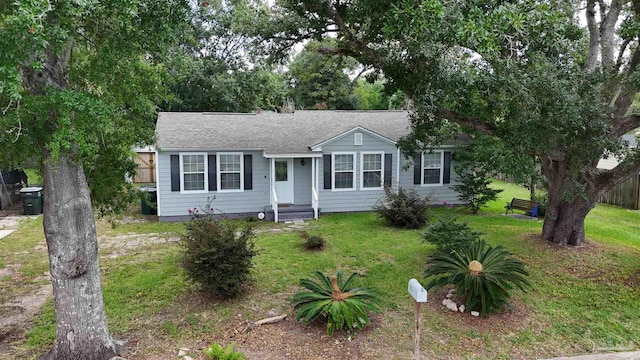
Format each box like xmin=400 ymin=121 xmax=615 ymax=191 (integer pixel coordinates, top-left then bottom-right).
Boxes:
xmin=162 ymin=0 xmax=289 ymax=113
xmin=269 ymin=0 xmax=640 ymax=246
xmin=0 ymin=1 xmax=189 ymax=358
xmin=288 ymin=39 xmax=359 ymax=109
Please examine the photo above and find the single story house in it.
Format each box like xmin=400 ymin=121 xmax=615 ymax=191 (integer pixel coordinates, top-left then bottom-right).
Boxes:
xmin=154 ymin=110 xmax=463 ymax=222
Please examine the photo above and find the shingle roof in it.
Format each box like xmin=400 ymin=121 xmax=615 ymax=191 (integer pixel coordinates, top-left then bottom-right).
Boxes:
xmin=155 ymin=110 xmax=413 ymax=154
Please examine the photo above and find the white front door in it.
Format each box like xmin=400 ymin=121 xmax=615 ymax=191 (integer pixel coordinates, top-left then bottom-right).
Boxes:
xmin=275 ymin=159 xmax=294 ymax=204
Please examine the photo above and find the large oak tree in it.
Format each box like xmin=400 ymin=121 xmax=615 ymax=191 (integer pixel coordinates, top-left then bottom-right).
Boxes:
xmin=0 ymin=1 xmax=189 ymax=358
xmin=268 ymin=0 xmax=640 ymax=246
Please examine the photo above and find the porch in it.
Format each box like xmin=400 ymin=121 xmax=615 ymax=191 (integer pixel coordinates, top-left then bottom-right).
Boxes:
xmin=265 ymin=155 xmax=321 ymax=222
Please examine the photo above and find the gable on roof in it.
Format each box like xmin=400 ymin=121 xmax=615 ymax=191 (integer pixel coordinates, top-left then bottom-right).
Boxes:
xmin=310 ymin=126 xmax=397 ymax=151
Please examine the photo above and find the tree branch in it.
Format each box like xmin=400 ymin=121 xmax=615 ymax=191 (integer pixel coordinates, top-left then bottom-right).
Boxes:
xmin=585 ymin=0 xmax=600 ymax=72
xmin=595 ymin=156 xmax=640 ymax=194
xmin=434 ymin=108 xmax=497 ymax=135
xmin=600 ymin=0 xmax=623 ymax=68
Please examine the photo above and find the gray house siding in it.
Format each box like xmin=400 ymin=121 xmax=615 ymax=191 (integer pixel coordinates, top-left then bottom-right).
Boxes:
xmin=157 ymin=150 xmax=270 ymax=220
xmin=317 ymin=131 xmax=397 ymax=212
xmin=397 ymin=151 xmax=463 ymax=205
xmin=293 ymin=157 xmax=312 ymax=205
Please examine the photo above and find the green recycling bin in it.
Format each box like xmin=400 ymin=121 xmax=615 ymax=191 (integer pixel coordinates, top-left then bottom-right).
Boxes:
xmin=20 ymin=186 xmax=43 ymax=215
xmin=140 ymin=186 xmax=157 ymax=215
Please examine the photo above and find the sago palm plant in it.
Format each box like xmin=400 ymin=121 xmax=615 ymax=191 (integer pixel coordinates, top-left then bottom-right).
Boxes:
xmin=293 ymin=270 xmax=381 ymax=335
xmin=424 ymin=240 xmax=530 ymax=316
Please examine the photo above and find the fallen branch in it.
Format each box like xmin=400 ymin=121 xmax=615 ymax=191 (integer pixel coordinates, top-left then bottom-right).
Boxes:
xmin=242 ymin=314 xmax=287 ymax=333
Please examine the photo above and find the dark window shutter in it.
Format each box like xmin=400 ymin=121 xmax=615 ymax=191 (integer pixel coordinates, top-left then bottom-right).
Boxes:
xmin=170 ymin=155 xmax=180 ymax=192
xmin=413 ymin=153 xmax=421 ymax=185
xmin=443 ymin=151 xmax=452 ymax=184
xmin=323 ymin=155 xmax=332 ymax=189
xmin=384 ymin=153 xmax=393 ymax=187
xmin=208 ymin=155 xmax=217 ymax=191
xmin=244 ymin=154 xmax=252 ymax=190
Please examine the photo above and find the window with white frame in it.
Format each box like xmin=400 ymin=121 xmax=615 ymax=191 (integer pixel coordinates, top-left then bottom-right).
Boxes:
xmin=422 ymin=151 xmax=443 ymax=185
xmin=218 ymin=153 xmax=243 ymax=191
xmin=181 ymin=153 xmax=207 ymax=192
xmin=361 ymin=152 xmax=383 ymax=189
xmin=332 ymin=153 xmax=355 ymax=190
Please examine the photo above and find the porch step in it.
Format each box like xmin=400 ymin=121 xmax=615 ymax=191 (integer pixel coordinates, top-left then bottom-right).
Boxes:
xmin=278 ymin=210 xmax=314 ymax=222
xmin=264 ymin=204 xmax=316 ymax=222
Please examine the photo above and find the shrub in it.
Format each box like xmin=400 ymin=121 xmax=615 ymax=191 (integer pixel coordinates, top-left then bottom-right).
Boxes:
xmin=181 ymin=206 xmax=256 ymax=298
xmin=373 ymin=187 xmax=430 ymax=229
xmin=422 ymin=216 xmax=482 ymax=254
xmin=205 ymin=343 xmax=246 ymax=360
xmin=293 ymin=270 xmax=381 ymax=335
xmin=299 ymin=231 xmax=326 ymax=250
xmin=424 ymin=240 xmax=530 ymax=316
xmin=532 ymin=190 xmax=547 ymax=217
xmin=452 ymin=171 xmax=503 ymax=214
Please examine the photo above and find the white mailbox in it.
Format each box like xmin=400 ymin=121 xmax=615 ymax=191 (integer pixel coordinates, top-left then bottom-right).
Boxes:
xmin=408 ymin=278 xmax=427 ymax=303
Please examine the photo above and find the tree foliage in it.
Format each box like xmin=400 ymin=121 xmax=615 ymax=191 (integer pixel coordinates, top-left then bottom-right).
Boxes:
xmin=267 ymin=0 xmax=640 ymax=246
xmin=1 ymin=1 xmax=191 ymax=358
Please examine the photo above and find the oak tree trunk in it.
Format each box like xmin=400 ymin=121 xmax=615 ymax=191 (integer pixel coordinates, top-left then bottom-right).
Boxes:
xmin=540 ymin=158 xmax=599 ymax=247
xmin=21 ymin=43 xmax=120 ymax=360
xmin=42 ymin=149 xmax=120 ymax=360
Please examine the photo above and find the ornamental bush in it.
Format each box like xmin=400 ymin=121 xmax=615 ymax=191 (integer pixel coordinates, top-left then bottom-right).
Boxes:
xmin=204 ymin=343 xmax=246 ymax=360
xmin=299 ymin=231 xmax=326 ymax=251
xmin=422 ymin=215 xmax=482 ymax=254
xmin=374 ymin=187 xmax=430 ymax=229
xmin=452 ymin=171 xmax=503 ymax=214
xmin=293 ymin=270 xmax=381 ymax=335
xmin=181 ymin=205 xmax=256 ymax=298
xmin=424 ymin=240 xmax=530 ymax=316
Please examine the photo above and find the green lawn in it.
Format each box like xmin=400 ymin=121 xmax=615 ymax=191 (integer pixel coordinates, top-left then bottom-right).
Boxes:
xmin=4 ymin=180 xmax=640 ymax=359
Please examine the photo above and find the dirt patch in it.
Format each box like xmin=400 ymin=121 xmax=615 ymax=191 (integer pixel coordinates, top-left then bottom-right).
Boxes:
xmin=624 ymin=269 xmax=640 ymax=288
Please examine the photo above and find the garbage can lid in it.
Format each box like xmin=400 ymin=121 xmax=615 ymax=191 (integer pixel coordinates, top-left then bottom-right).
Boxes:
xmin=20 ymin=186 xmax=43 ymax=193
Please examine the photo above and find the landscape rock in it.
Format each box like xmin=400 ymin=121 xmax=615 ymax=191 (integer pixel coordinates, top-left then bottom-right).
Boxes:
xmin=471 ymin=311 xmax=480 ymax=317
xmin=183 ymin=357 xmax=194 ymax=360
xmin=442 ymin=298 xmax=450 ymax=306
xmin=178 ymin=348 xmax=190 ymax=357
xmin=446 ymin=301 xmax=458 ymax=312
xmin=459 ymin=305 xmax=465 ymax=313
xmin=446 ymin=293 xmax=454 ymax=299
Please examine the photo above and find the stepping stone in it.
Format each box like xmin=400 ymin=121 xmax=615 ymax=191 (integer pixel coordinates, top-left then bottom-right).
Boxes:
xmin=0 ymin=230 xmax=14 ymax=239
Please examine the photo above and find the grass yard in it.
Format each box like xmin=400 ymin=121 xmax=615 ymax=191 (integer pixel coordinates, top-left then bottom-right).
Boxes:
xmin=1 ymin=180 xmax=639 ymax=359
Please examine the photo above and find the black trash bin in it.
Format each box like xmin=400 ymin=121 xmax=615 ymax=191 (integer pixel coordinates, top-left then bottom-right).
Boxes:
xmin=20 ymin=186 xmax=43 ymax=215
xmin=140 ymin=186 xmax=157 ymax=215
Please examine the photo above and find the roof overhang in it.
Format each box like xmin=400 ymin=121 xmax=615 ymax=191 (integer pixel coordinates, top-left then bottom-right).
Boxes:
xmin=263 ymin=152 xmax=323 ymax=158
xmin=157 ymin=147 xmax=263 ymax=153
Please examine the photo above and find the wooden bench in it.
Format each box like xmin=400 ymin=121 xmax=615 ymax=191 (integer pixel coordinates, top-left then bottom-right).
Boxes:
xmin=505 ymin=198 xmax=540 ymax=218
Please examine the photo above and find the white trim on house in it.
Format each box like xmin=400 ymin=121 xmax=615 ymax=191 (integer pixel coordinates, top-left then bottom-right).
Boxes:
xmin=331 ymin=152 xmax=357 ymax=191
xmin=155 ymin=148 xmax=161 ymax=215
xmin=310 ymin=126 xmax=396 ymax=151
xmin=360 ymin=151 xmax=384 ymax=190
xmin=263 ymin=153 xmax=323 ymax=158
xmin=179 ymin=152 xmax=208 ymax=194
xmin=161 ymin=147 xmax=262 ymax=152
xmin=216 ymin=152 xmax=244 ymax=193
xmin=421 ymin=150 xmax=444 ymax=186
xmin=396 ymin=148 xmax=401 ymax=189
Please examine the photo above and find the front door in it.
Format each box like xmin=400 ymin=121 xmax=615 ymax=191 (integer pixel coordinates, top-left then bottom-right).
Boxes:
xmin=275 ymin=159 xmax=294 ymax=204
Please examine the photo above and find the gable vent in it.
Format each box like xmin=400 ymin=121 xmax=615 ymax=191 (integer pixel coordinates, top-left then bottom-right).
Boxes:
xmin=354 ymin=133 xmax=363 ymax=146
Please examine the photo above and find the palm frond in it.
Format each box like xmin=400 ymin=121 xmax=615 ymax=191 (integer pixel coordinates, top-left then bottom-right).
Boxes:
xmin=424 ymin=240 xmax=530 ymax=315
xmin=292 ymin=270 xmax=381 ymax=335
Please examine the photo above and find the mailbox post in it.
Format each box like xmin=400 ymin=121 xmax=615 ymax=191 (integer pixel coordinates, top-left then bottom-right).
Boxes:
xmin=408 ymin=278 xmax=427 ymax=359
